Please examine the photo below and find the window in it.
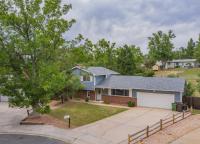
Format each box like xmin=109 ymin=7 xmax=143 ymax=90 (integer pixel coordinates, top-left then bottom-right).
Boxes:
xmin=102 ymin=89 xmax=108 ymax=95
xmin=83 ymin=75 xmax=90 ymax=81
xmin=111 ymin=89 xmax=129 ymax=96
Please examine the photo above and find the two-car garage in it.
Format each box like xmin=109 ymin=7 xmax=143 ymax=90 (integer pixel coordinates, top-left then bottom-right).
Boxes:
xmin=137 ymin=92 xmax=175 ymax=109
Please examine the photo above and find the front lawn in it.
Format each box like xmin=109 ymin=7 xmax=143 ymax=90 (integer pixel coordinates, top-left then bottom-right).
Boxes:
xmin=192 ymin=109 xmax=200 ymax=115
xmin=49 ymin=101 xmax=127 ymax=127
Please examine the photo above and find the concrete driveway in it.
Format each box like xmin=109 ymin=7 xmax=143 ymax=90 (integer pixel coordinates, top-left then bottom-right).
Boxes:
xmin=72 ymin=107 xmax=174 ymax=144
xmin=0 ymin=102 xmax=174 ymax=144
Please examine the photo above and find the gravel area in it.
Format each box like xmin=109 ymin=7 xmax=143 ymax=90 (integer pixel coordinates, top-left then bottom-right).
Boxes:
xmin=143 ymin=115 xmax=200 ymax=144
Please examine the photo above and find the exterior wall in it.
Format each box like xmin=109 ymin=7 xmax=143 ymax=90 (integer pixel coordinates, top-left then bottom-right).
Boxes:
xmin=175 ymin=92 xmax=181 ymax=102
xmin=165 ymin=61 xmax=198 ymax=69
xmin=102 ymin=95 xmax=137 ymax=105
xmin=72 ymin=68 xmax=95 ymax=90
xmin=152 ymin=65 xmax=160 ymax=71
xmin=81 ymin=81 xmax=95 ymax=91
xmin=75 ymin=90 xmax=96 ymax=100
xmin=165 ymin=62 xmax=175 ymax=69
xmin=72 ymin=68 xmax=82 ymax=75
xmin=95 ymin=75 xmax=106 ymax=85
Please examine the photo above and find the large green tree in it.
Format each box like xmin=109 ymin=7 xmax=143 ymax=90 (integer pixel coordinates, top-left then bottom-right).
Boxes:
xmin=173 ymin=47 xmax=187 ymax=59
xmin=93 ymin=39 xmax=117 ymax=70
xmin=116 ymin=45 xmax=143 ymax=75
xmin=0 ymin=0 xmax=76 ymax=114
xmin=148 ymin=30 xmax=176 ymax=68
xmin=195 ymin=35 xmax=200 ymax=62
xmin=186 ymin=38 xmax=195 ymax=58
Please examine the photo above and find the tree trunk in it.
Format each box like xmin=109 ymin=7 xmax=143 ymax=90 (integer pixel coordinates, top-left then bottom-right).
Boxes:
xmin=61 ymin=95 xmax=64 ymax=104
xmin=29 ymin=105 xmax=40 ymax=118
xmin=161 ymin=61 xmax=167 ymax=70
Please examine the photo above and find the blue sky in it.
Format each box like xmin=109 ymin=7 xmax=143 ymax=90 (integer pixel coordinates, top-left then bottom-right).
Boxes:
xmin=64 ymin=0 xmax=200 ymax=53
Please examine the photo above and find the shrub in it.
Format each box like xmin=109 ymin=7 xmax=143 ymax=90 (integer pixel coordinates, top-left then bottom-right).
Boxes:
xmin=184 ymin=82 xmax=195 ymax=97
xmin=167 ymin=74 xmax=178 ymax=78
xmin=127 ymin=101 xmax=135 ymax=107
xmin=85 ymin=97 xmax=89 ymax=102
xmin=104 ymin=100 xmax=110 ymax=104
xmin=143 ymin=69 xmax=155 ymax=77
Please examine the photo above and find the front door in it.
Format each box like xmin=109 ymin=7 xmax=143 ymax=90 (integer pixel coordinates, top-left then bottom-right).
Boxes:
xmin=96 ymin=89 xmax=102 ymax=101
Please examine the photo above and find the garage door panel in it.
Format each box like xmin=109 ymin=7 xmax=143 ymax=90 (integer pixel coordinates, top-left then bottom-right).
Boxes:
xmin=137 ymin=92 xmax=174 ymax=109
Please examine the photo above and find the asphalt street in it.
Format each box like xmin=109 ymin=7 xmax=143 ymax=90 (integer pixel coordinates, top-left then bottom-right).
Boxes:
xmin=0 ymin=134 xmax=68 ymax=144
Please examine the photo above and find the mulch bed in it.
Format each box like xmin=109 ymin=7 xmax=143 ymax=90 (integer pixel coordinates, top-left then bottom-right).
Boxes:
xmin=21 ymin=114 xmax=74 ymax=129
xmin=20 ymin=100 xmax=73 ymax=129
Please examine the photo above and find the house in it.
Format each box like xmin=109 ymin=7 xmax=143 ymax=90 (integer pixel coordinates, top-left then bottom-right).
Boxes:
xmin=165 ymin=59 xmax=199 ymax=69
xmin=152 ymin=61 xmax=163 ymax=71
xmin=72 ymin=66 xmax=185 ymax=109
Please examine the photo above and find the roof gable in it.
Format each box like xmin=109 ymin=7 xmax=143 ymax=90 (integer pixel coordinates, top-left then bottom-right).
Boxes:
xmin=72 ymin=66 xmax=119 ymax=76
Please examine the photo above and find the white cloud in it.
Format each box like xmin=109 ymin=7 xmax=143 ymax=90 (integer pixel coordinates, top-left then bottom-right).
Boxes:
xmin=64 ymin=0 xmax=200 ymax=53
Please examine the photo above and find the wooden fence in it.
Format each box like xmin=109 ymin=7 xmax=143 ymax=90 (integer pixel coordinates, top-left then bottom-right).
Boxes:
xmin=128 ymin=111 xmax=191 ymax=144
xmin=183 ymin=96 xmax=200 ymax=110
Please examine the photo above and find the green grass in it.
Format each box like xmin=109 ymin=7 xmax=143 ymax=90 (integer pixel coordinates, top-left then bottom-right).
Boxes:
xmin=49 ymin=102 xmax=127 ymax=127
xmin=155 ymin=68 xmax=200 ymax=97
xmin=192 ymin=109 xmax=200 ymax=115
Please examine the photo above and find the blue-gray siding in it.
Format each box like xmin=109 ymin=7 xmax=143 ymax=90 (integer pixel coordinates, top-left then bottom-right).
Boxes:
xmin=175 ymin=92 xmax=181 ymax=102
xmin=95 ymin=75 xmax=106 ymax=85
xmin=72 ymin=68 xmax=94 ymax=90
xmin=81 ymin=81 xmax=94 ymax=90
xmin=72 ymin=68 xmax=81 ymax=75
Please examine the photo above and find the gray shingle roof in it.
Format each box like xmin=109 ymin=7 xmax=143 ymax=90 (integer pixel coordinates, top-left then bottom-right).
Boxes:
xmin=96 ymin=75 xmax=185 ymax=92
xmin=86 ymin=67 xmax=119 ymax=75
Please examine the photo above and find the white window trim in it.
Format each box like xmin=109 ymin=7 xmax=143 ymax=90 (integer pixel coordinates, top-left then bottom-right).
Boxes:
xmin=111 ymin=89 xmax=129 ymax=96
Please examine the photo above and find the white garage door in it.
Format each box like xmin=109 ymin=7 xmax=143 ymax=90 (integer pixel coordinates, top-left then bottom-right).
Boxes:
xmin=137 ymin=92 xmax=175 ymax=109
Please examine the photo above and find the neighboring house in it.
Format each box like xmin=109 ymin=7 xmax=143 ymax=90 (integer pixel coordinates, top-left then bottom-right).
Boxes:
xmin=165 ymin=59 xmax=199 ymax=69
xmin=152 ymin=65 xmax=159 ymax=71
xmin=152 ymin=61 xmax=162 ymax=71
xmin=72 ymin=66 xmax=185 ymax=109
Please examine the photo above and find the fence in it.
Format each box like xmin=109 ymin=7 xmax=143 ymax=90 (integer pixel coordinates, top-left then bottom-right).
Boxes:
xmin=128 ymin=111 xmax=191 ymax=144
xmin=183 ymin=96 xmax=200 ymax=110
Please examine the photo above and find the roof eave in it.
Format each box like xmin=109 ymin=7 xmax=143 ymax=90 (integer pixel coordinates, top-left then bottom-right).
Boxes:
xmin=95 ymin=86 xmax=184 ymax=93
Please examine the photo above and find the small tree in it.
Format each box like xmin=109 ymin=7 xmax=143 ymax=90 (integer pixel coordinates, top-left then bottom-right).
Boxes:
xmin=61 ymin=75 xmax=84 ymax=103
xmin=184 ymin=82 xmax=195 ymax=97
